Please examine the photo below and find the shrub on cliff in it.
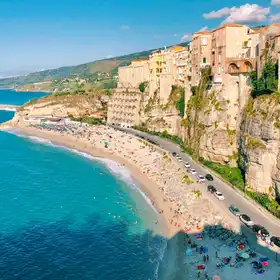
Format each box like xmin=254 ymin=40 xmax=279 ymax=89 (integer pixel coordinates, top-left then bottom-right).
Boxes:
xmin=249 ymin=58 xmax=278 ymax=98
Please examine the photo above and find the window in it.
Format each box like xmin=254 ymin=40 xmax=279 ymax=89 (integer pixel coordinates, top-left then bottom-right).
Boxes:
xmin=203 ymin=57 xmax=206 ymax=63
xmin=202 ymin=38 xmax=207 ymax=46
xmin=218 ymin=54 xmax=221 ymax=63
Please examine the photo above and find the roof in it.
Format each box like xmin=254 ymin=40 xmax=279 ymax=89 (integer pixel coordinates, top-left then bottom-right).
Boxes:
xmin=193 ymin=31 xmax=211 ymax=36
xmin=212 ymin=23 xmax=244 ymax=32
xmin=170 ymin=45 xmax=185 ymax=52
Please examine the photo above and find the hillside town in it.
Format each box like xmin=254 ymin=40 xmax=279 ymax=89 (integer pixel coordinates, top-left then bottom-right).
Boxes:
xmin=106 ymin=23 xmax=280 ymax=197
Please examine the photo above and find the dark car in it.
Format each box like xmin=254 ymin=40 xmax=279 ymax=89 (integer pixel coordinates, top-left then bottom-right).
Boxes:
xmin=205 ymin=174 xmax=214 ymax=181
xmin=228 ymin=205 xmax=241 ymax=216
xmin=251 ymin=224 xmax=265 ymax=232
xmin=172 ymin=152 xmax=177 ymax=157
xmin=270 ymin=236 xmax=280 ymax=247
xmin=207 ymin=185 xmax=217 ymax=193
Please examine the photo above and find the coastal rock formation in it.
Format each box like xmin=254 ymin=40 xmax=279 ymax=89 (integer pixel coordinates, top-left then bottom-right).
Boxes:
xmin=239 ymin=94 xmax=280 ymax=195
xmin=180 ymin=73 xmax=251 ymax=165
xmin=10 ymin=94 xmax=108 ymax=125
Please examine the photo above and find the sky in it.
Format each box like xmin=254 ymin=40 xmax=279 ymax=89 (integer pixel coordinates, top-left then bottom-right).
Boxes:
xmin=1 ymin=0 xmax=280 ymax=76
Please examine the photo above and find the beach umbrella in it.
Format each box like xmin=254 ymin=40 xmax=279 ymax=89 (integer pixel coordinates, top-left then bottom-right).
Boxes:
xmin=241 ymin=252 xmax=250 ymax=259
xmin=212 ymin=276 xmax=221 ymax=280
xmin=186 ymin=248 xmax=192 ymax=255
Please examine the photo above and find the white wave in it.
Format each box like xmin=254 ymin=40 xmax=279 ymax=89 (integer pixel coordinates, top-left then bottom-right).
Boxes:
xmin=137 ymin=187 xmax=158 ymax=213
xmin=5 ymin=129 xmax=159 ymax=214
xmin=95 ymin=157 xmax=135 ymax=184
xmin=27 ymin=136 xmax=54 ymax=146
xmin=0 ymin=108 xmax=17 ymax=112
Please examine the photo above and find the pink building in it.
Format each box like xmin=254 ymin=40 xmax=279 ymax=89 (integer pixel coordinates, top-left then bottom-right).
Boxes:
xmin=211 ymin=24 xmax=255 ymax=84
xmin=191 ymin=31 xmax=212 ymax=86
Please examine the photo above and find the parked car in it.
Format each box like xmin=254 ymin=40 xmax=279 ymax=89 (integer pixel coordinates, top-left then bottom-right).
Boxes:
xmin=253 ymin=226 xmax=270 ymax=240
xmin=214 ymin=191 xmax=225 ymax=200
xmin=205 ymin=174 xmax=214 ymax=181
xmin=172 ymin=152 xmax=177 ymax=157
xmin=228 ymin=205 xmax=241 ymax=216
xmin=239 ymin=214 xmax=254 ymax=226
xmin=207 ymin=185 xmax=217 ymax=193
xmin=175 ymin=156 xmax=183 ymax=162
xmin=189 ymin=168 xmax=196 ymax=175
xmin=251 ymin=224 xmax=265 ymax=233
xmin=270 ymin=236 xmax=280 ymax=248
xmin=197 ymin=175 xmax=206 ymax=183
xmin=184 ymin=162 xmax=191 ymax=168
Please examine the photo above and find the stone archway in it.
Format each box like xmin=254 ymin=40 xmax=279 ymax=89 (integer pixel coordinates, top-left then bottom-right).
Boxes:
xmin=228 ymin=63 xmax=239 ymax=73
xmin=244 ymin=61 xmax=253 ymax=72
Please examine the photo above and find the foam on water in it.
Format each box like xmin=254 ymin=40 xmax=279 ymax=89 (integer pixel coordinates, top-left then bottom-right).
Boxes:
xmin=2 ymin=128 xmax=169 ymax=279
xmin=5 ymin=129 xmax=158 ymax=211
xmin=0 ymin=107 xmax=17 ymax=112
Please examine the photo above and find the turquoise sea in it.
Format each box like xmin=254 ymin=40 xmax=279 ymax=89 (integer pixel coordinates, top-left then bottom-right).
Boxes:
xmin=0 ymin=90 xmax=169 ymax=280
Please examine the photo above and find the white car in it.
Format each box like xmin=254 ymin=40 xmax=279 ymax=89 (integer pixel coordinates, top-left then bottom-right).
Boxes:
xmin=197 ymin=175 xmax=205 ymax=183
xmin=184 ymin=162 xmax=191 ymax=168
xmin=176 ymin=156 xmax=183 ymax=162
xmin=214 ymin=191 xmax=225 ymax=200
xmin=239 ymin=214 xmax=254 ymax=226
xmin=189 ymin=168 xmax=196 ymax=175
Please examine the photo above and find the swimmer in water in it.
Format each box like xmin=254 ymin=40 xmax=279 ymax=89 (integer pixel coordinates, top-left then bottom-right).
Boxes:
xmin=134 ymin=221 xmax=138 ymax=224
xmin=100 ymin=172 xmax=103 ymax=175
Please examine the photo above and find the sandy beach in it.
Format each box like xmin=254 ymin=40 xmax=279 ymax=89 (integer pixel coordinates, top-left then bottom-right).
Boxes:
xmin=2 ymin=121 xmax=280 ymax=280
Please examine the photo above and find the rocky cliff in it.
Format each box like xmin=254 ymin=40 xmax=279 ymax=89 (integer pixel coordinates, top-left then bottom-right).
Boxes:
xmin=179 ymin=71 xmax=251 ymax=165
xmin=10 ymin=93 xmax=108 ymax=125
xmin=239 ymin=93 xmax=280 ymax=195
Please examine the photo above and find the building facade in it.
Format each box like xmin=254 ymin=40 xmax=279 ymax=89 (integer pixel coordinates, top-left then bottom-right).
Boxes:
xmin=107 ymin=92 xmax=142 ymax=127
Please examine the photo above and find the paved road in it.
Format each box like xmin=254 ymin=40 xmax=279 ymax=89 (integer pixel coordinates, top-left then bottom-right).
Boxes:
xmin=112 ymin=126 xmax=280 ymax=240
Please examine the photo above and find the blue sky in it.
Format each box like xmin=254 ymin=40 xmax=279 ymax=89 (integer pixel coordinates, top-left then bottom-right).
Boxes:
xmin=0 ymin=0 xmax=279 ymax=75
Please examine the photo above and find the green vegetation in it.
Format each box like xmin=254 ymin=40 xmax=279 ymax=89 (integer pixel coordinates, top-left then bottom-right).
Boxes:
xmin=249 ymin=58 xmax=278 ymax=98
xmin=274 ymin=121 xmax=280 ymax=128
xmin=182 ymin=174 xmax=193 ymax=185
xmin=246 ymin=191 xmax=280 ymax=218
xmin=246 ymin=136 xmax=266 ymax=150
xmin=183 ymin=66 xmax=211 ymax=156
xmin=139 ymin=81 xmax=148 ymax=93
xmin=165 ymin=85 xmax=185 ymax=117
xmin=0 ymin=42 xmax=189 ymax=88
xmin=199 ymin=157 xmax=245 ymax=190
xmin=69 ymin=115 xmax=103 ymax=125
xmin=193 ymin=189 xmax=202 ymax=198
xmin=144 ymin=90 xmax=159 ymax=114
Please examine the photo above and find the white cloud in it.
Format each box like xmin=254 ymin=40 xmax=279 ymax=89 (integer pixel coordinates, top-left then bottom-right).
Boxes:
xmin=203 ymin=7 xmax=231 ymax=19
xmin=270 ymin=13 xmax=280 ymax=22
xmin=271 ymin=0 xmax=280 ymax=6
xmin=199 ymin=26 xmax=208 ymax=31
xmin=120 ymin=25 xmax=130 ymax=30
xmin=203 ymin=4 xmax=270 ymax=24
xmin=180 ymin=33 xmax=191 ymax=42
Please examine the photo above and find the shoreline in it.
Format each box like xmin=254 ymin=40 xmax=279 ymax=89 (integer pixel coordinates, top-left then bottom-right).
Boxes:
xmin=2 ymin=122 xmax=280 ymax=279
xmin=4 ymin=124 xmax=175 ymax=237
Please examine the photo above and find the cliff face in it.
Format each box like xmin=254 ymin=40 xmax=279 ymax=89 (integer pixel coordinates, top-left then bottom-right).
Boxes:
xmin=10 ymin=94 xmax=108 ymax=125
xmin=239 ymin=93 xmax=280 ymax=194
xmin=180 ymin=74 xmax=251 ymax=165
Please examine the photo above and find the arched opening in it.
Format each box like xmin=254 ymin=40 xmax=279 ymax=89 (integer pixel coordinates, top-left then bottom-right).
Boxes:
xmin=228 ymin=63 xmax=239 ymax=73
xmin=244 ymin=61 xmax=253 ymax=72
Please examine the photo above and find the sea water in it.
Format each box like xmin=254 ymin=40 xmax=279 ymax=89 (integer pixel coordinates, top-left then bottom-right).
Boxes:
xmin=0 ymin=89 xmax=48 ymax=105
xmin=0 ymin=100 xmax=168 ymax=279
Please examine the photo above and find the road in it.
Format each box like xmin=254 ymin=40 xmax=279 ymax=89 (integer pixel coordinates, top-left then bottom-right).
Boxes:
xmin=112 ymin=125 xmax=280 ymax=240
